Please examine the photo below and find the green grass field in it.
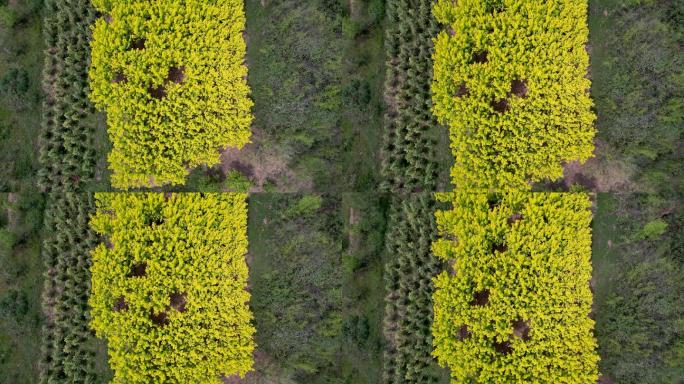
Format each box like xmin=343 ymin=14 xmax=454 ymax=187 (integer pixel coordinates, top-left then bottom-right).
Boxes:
xmin=589 ymin=1 xmax=684 ymax=382
xmin=0 ymin=3 xmax=43 ymax=192
xmin=246 ymin=193 xmax=385 ymax=383
xmin=0 ymin=193 xmax=44 ymax=383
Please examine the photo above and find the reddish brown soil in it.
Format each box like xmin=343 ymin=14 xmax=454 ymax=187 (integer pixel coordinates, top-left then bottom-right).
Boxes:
xmin=491 ymin=98 xmax=509 ymax=113
xmin=473 ymin=50 xmax=488 ymax=64
xmin=130 ymin=38 xmax=146 ymax=50
xmin=492 ymin=241 xmax=507 ymax=254
xmin=150 ymin=311 xmax=169 ymax=326
xmin=112 ymin=71 xmax=126 ymax=84
xmin=507 ymin=213 xmax=523 ymax=225
xmin=456 ymin=83 xmax=469 ymax=97
xmin=166 ymin=66 xmax=185 ymax=84
xmin=493 ymin=340 xmax=513 ymax=354
xmin=148 ymin=84 xmax=167 ymax=99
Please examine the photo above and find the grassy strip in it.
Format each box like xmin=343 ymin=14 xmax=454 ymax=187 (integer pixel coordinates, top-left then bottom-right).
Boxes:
xmin=0 ymin=2 xmax=44 ymax=192
xmin=247 ymin=193 xmax=384 ymax=383
xmin=0 ymin=193 xmax=44 ymax=383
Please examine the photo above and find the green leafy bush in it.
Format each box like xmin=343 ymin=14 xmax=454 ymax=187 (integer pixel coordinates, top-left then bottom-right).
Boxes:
xmin=224 ymin=170 xmax=252 ymax=193
xmin=639 ymin=219 xmax=668 ymax=240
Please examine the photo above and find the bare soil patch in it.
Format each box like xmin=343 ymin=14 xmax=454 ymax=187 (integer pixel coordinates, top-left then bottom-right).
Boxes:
xmin=470 ymin=289 xmax=490 ymax=306
xmin=457 ymin=325 xmax=471 ymax=340
xmin=562 ymin=140 xmax=636 ymax=192
xmin=148 ymin=84 xmax=167 ymax=99
xmin=492 ymin=241 xmax=507 ymax=254
xmin=112 ymin=71 xmax=126 ymax=84
xmin=130 ymin=38 xmax=146 ymax=50
xmin=220 ymin=129 xmax=310 ymax=192
xmin=456 ymin=83 xmax=469 ymax=97
xmin=128 ymin=262 xmax=147 ymax=277
xmin=491 ymin=98 xmax=509 ymax=113
xmin=493 ymin=340 xmax=513 ymax=354
xmin=150 ymin=310 xmax=169 ymax=326
xmin=507 ymin=213 xmax=523 ymax=225
xmin=512 ymin=319 xmax=530 ymax=341
xmin=510 ymin=79 xmax=527 ymax=97
xmin=472 ymin=50 xmax=488 ymax=64
xmin=166 ymin=66 xmax=185 ymax=84
xmin=169 ymin=292 xmax=187 ymax=313
xmin=113 ymin=296 xmax=128 ymax=312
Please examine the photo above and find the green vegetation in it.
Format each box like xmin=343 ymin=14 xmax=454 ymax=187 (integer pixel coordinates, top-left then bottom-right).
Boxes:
xmin=40 ymin=193 xmax=111 ymax=384
xmin=89 ymin=193 xmax=255 ymax=383
xmin=432 ymin=0 xmax=595 ymax=189
xmin=382 ymin=194 xmax=448 ymax=384
xmin=247 ymin=193 xmax=385 ymax=383
xmin=0 ymin=1 xmax=43 ymax=192
xmin=587 ymin=1 xmax=684 ymax=382
xmin=432 ymin=191 xmax=598 ymax=383
xmin=241 ymin=0 xmax=384 ymax=192
xmin=592 ymin=193 xmax=684 ymax=384
xmin=89 ymin=0 xmax=252 ymax=189
xmin=381 ymin=0 xmax=450 ymax=192
xmin=0 ymin=193 xmax=44 ymax=383
xmin=589 ymin=0 xmax=683 ymax=196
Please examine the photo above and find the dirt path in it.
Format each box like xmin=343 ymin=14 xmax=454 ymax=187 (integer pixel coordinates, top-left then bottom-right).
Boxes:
xmin=6 ymin=192 xmax=18 ymax=228
xmin=349 ymin=207 xmax=360 ymax=252
xmin=562 ymin=139 xmax=636 ymax=192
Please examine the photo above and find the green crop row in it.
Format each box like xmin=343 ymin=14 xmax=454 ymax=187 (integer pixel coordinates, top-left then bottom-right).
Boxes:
xmin=38 ymin=0 xmax=99 ymax=191
xmin=381 ymin=0 xmax=441 ymax=192
xmin=40 ymin=193 xmax=109 ymax=383
xmin=383 ymin=193 xmax=446 ymax=384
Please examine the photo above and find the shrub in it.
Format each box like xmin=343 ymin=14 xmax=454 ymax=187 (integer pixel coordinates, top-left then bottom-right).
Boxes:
xmin=432 ymin=0 xmax=595 ymax=189
xmin=639 ymin=218 xmax=668 ymax=240
xmin=287 ymin=195 xmax=323 ymax=218
xmin=224 ymin=169 xmax=251 ymax=193
xmin=383 ymin=194 xmax=445 ymax=384
xmin=89 ymin=0 xmax=253 ymax=189
xmin=0 ymin=68 xmax=29 ymax=96
xmin=0 ymin=228 xmax=15 ymax=259
xmin=431 ymin=191 xmax=599 ymax=383
xmin=89 ymin=193 xmax=255 ymax=382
